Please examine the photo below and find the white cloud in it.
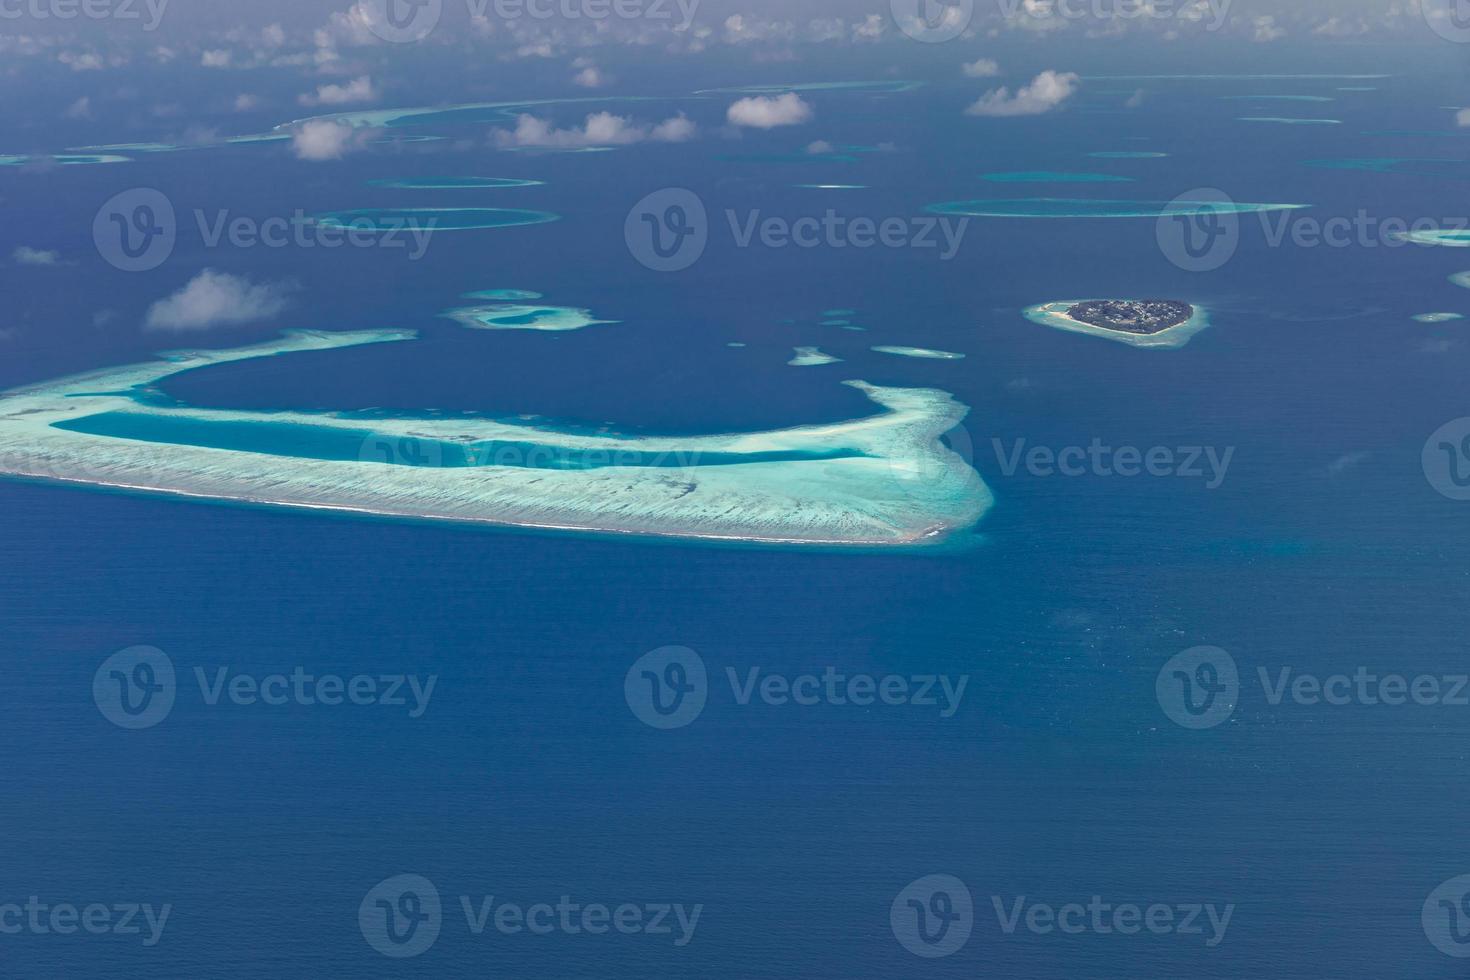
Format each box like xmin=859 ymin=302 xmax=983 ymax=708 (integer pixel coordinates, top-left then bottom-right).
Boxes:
xmin=852 ymin=14 xmax=885 ymax=40
xmin=962 ymin=58 xmax=1001 ymax=78
xmin=292 ymin=120 xmax=362 ymax=161
xmin=12 ymin=246 xmax=59 ymax=266
xmin=64 ymin=96 xmax=92 ymax=119
xmin=966 ymin=70 xmax=1079 ymax=117
xmin=299 ymin=75 xmax=377 ymax=107
xmin=1125 ymin=89 xmax=1147 ymax=108
xmin=1253 ymin=15 xmax=1286 ymax=41
xmin=318 ymin=2 xmax=388 ymax=47
xmin=200 ymin=49 xmax=232 ymax=68
xmin=145 ymin=270 xmax=294 ymax=332
xmin=493 ymin=111 xmax=696 ymax=148
xmin=58 ymin=51 xmax=103 ymax=71
xmin=234 ymin=94 xmax=260 ymax=112
xmin=1326 ymin=451 xmax=1370 ymax=475
xmin=724 ymin=14 xmax=795 ymax=43
xmin=1455 ymin=109 xmax=1470 ymax=129
xmin=651 ymin=114 xmax=697 ymax=142
xmin=573 ymin=65 xmax=607 ymax=89
xmin=726 ymin=93 xmax=813 ymax=129
xmin=1312 ymin=17 xmax=1365 ymax=37
xmin=806 ymin=140 xmax=835 ymax=154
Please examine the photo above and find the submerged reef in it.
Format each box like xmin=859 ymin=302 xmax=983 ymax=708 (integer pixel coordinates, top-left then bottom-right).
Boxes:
xmin=439 ymin=293 xmax=612 ymax=331
xmin=789 ymin=347 xmax=842 ymax=366
xmin=926 ymin=199 xmax=1306 ymax=219
xmin=367 ymin=177 xmax=543 ymax=189
xmin=313 ymin=207 xmax=559 ymax=231
xmin=0 ymin=331 xmax=991 ymax=548
xmin=1396 ymin=228 xmax=1470 ymax=247
xmin=871 ymin=346 xmax=965 ymax=360
xmin=982 ymin=171 xmax=1134 ymax=183
xmin=0 ymin=154 xmax=130 ymax=166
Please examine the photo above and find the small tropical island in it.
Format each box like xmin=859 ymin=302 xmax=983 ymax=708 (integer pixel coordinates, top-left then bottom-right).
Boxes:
xmin=1024 ymin=299 xmax=1211 ymax=349
xmin=1067 ymin=299 xmax=1195 ymax=334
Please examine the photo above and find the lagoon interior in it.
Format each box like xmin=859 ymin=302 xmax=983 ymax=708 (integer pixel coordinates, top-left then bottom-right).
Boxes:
xmin=5 ymin=36 xmax=1470 ymax=979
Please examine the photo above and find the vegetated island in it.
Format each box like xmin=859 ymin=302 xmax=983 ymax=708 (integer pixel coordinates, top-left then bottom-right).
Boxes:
xmin=1066 ymin=299 xmax=1194 ymax=334
xmin=1024 ymin=299 xmax=1210 ymax=349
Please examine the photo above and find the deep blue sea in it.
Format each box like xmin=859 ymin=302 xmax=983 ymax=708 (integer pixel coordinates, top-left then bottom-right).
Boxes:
xmin=6 ymin=38 xmax=1470 ymax=978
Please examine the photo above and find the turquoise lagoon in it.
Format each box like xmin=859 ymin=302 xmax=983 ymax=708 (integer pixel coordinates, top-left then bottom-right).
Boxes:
xmin=312 ymin=208 xmax=559 ymax=231
xmin=366 ymin=177 xmax=543 ymax=189
xmin=0 ymin=331 xmax=990 ymax=548
xmin=982 ymin=171 xmax=1134 ymax=183
xmin=925 ymin=199 xmax=1307 ymax=219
